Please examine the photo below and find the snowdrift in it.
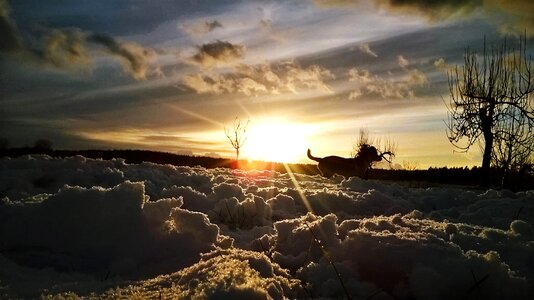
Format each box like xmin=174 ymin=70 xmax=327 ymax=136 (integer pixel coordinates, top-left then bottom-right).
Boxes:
xmin=1 ymin=155 xmax=533 ymax=299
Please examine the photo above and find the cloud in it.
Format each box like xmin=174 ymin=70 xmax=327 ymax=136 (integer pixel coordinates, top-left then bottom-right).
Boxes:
xmin=88 ymin=33 xmax=156 ymax=80
xmin=181 ymin=20 xmax=223 ymax=36
xmin=182 ymin=60 xmax=335 ymax=96
xmin=405 ymin=69 xmax=427 ymax=85
xmin=433 ymin=57 xmax=446 ymax=69
xmin=315 ymin=0 xmax=479 ymax=20
xmin=181 ymin=73 xmax=236 ymax=94
xmin=314 ymin=0 xmax=534 ymax=36
xmin=388 ymin=0 xmax=534 ymax=35
xmin=205 ymin=20 xmax=224 ymax=32
xmin=258 ymin=18 xmax=290 ymax=43
xmin=485 ymin=0 xmax=534 ymax=35
xmin=0 ymin=0 xmax=156 ymax=79
xmin=359 ymin=43 xmax=378 ymax=57
xmin=433 ymin=57 xmax=452 ymax=72
xmin=347 ymin=65 xmax=427 ymax=100
xmin=398 ymin=55 xmax=409 ymax=68
xmin=0 ymin=0 xmax=22 ymax=52
xmin=33 ymin=28 xmax=90 ymax=68
xmin=191 ymin=40 xmax=246 ymax=67
xmin=377 ymin=0 xmax=482 ymax=21
xmin=259 ymin=18 xmax=272 ymax=30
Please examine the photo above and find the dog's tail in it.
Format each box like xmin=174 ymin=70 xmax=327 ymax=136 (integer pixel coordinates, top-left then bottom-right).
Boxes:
xmin=307 ymin=149 xmax=321 ymax=162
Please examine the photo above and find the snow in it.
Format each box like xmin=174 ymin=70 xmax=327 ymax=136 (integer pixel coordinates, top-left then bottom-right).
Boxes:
xmin=0 ymin=155 xmax=533 ymax=299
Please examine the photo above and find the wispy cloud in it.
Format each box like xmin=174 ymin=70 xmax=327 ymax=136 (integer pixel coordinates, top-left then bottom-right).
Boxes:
xmin=191 ymin=40 xmax=245 ymax=67
xmin=180 ymin=20 xmax=223 ymax=36
xmin=359 ymin=43 xmax=378 ymax=57
xmin=182 ymin=60 xmax=335 ymax=96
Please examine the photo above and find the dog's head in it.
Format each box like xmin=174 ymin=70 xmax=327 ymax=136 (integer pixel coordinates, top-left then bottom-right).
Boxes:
xmin=356 ymin=144 xmax=382 ymax=163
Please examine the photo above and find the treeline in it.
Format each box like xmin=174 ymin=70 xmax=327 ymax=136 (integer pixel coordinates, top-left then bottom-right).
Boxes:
xmin=0 ymin=147 xmax=320 ymax=175
xmin=369 ymin=167 xmax=533 ymax=191
xmin=1 ymin=147 xmax=532 ymax=191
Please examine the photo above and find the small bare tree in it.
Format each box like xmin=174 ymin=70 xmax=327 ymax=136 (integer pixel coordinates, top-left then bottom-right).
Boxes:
xmin=224 ymin=117 xmax=250 ymax=162
xmin=446 ymin=34 xmax=534 ymax=186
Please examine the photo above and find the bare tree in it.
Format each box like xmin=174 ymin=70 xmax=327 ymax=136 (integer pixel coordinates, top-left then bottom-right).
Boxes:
xmin=446 ymin=34 xmax=534 ymax=185
xmin=224 ymin=117 xmax=250 ymax=162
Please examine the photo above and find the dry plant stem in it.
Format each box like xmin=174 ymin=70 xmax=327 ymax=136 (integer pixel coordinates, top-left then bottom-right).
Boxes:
xmin=305 ymin=222 xmax=352 ymax=300
xmin=467 ymin=270 xmax=489 ymax=295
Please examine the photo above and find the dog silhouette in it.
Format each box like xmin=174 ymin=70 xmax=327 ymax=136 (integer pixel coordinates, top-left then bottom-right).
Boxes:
xmin=307 ymin=145 xmax=385 ymax=178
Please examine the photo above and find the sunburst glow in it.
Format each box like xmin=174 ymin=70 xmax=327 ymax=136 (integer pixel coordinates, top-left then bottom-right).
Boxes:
xmin=242 ymin=119 xmax=315 ymax=163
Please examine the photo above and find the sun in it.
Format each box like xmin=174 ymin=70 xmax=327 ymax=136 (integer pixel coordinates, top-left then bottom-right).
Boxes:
xmin=242 ymin=119 xmax=314 ymax=163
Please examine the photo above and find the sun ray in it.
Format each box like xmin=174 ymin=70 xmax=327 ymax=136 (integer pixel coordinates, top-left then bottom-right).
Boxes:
xmin=166 ymin=103 xmax=224 ymax=127
xmin=283 ymin=163 xmax=314 ymax=214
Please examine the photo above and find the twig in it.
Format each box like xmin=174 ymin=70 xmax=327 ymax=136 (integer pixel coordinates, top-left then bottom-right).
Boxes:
xmin=103 ymin=270 xmax=110 ymax=282
xmin=467 ymin=270 xmax=489 ymax=295
xmin=514 ymin=206 xmax=524 ymax=220
xmin=366 ymin=289 xmax=383 ymax=300
xmin=305 ymin=222 xmax=352 ymax=300
xmin=224 ymin=199 xmax=236 ymax=228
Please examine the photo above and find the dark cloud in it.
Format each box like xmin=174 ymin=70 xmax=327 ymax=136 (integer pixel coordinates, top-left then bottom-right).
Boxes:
xmin=205 ymin=20 xmax=223 ymax=31
xmin=315 ymin=0 xmax=534 ymax=35
xmin=0 ymin=0 xmax=22 ymax=52
xmin=484 ymin=0 xmax=534 ymax=35
xmin=191 ymin=40 xmax=245 ymax=67
xmin=88 ymin=33 xmax=156 ymax=80
xmin=314 ymin=0 xmax=480 ymax=20
xmin=378 ymin=0 xmax=482 ymax=20
xmin=32 ymin=28 xmax=90 ymax=68
xmin=7 ymin=0 xmax=237 ymax=36
xmin=0 ymin=2 xmax=90 ymax=69
xmin=315 ymin=0 xmax=483 ymax=20
xmin=381 ymin=0 xmax=534 ymax=35
xmin=0 ymin=0 xmax=156 ymax=79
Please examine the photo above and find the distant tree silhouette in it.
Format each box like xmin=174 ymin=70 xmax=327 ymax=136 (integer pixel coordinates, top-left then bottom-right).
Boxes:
xmin=446 ymin=34 xmax=534 ymax=186
xmin=34 ymin=139 xmax=53 ymax=151
xmin=224 ymin=117 xmax=249 ymax=162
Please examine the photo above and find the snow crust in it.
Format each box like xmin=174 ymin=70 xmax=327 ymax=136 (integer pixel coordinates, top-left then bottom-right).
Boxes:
xmin=1 ymin=155 xmax=532 ymax=299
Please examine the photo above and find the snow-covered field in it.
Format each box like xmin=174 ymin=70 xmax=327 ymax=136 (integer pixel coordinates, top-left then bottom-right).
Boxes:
xmin=1 ymin=155 xmax=533 ymax=299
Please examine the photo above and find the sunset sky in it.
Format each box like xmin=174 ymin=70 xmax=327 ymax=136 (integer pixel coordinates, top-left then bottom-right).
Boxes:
xmin=1 ymin=0 xmax=533 ymax=167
